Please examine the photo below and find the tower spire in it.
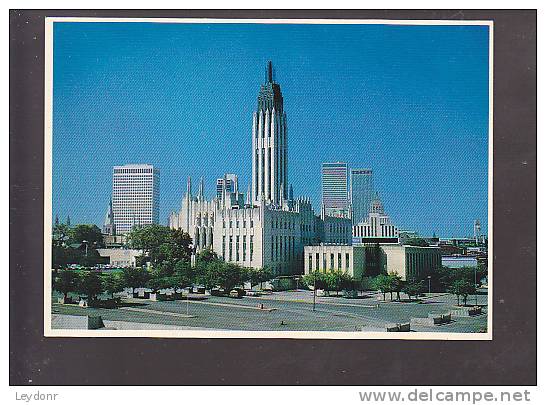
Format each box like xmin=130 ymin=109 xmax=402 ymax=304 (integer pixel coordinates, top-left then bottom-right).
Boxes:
xmin=267 ymin=61 xmax=273 ymax=83
xmin=198 ymin=177 xmax=204 ymax=199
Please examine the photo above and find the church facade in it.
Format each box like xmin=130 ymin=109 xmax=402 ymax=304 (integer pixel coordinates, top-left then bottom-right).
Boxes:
xmin=169 ymin=62 xmax=351 ymax=276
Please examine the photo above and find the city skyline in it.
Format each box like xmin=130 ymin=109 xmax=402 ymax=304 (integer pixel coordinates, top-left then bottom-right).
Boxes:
xmin=52 ymin=22 xmax=489 ymax=237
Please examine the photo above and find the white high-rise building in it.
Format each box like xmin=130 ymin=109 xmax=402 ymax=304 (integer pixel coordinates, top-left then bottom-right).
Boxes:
xmin=111 ymin=164 xmax=160 ymax=234
xmin=352 ymin=192 xmax=399 ymax=243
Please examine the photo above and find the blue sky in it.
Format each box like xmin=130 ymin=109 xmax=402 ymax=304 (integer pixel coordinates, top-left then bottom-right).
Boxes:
xmin=53 ymin=22 xmax=490 ymax=237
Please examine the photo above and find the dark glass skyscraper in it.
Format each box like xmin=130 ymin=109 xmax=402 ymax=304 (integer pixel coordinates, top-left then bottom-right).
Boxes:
xmin=350 ymin=169 xmax=374 ymax=224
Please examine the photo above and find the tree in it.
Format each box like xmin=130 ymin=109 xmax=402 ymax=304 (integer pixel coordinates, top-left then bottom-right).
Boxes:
xmin=389 ymin=273 xmax=403 ymax=301
xmin=77 ymin=271 xmax=103 ymax=301
xmin=402 ymin=280 xmax=424 ymax=300
xmin=248 ymin=267 xmax=273 ymax=289
xmin=146 ymin=267 xmax=168 ymax=294
xmin=302 ymin=271 xmax=328 ymax=291
xmin=163 ymin=229 xmax=193 ymax=263
xmin=215 ymin=262 xmax=249 ymax=291
xmin=196 ymin=248 xmax=219 ymax=264
xmin=53 ymin=270 xmax=79 ymax=300
xmin=128 ymin=225 xmax=193 ymax=265
xmin=121 ymin=267 xmax=150 ymax=295
xmin=52 ymin=223 xmax=71 ymax=247
xmin=69 ymin=224 xmax=104 ymax=247
xmin=372 ymin=274 xmax=393 ymax=301
xmin=436 ymin=266 xmax=487 ymax=293
xmin=448 ymin=279 xmax=476 ymax=306
xmin=173 ymin=260 xmax=194 ymax=288
xmin=102 ymin=273 xmax=124 ymax=298
xmin=325 ymin=270 xmax=353 ymax=296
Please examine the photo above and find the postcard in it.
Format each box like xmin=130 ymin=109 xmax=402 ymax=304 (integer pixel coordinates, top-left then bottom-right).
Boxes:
xmin=44 ymin=17 xmax=493 ymax=339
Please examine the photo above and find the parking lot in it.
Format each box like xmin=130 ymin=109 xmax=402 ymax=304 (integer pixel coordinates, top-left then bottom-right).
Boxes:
xmin=51 ymin=288 xmax=488 ymax=333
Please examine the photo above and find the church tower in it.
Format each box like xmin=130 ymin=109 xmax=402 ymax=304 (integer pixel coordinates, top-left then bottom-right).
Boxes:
xmin=251 ymin=61 xmax=288 ymax=205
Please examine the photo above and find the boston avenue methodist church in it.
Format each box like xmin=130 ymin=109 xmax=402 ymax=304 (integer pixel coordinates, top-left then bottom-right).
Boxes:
xmin=168 ymin=62 xmax=353 ymax=276
xmin=167 ymin=62 xmax=441 ymax=279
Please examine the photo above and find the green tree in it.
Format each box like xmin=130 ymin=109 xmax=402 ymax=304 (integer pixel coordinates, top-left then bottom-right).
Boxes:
xmin=121 ymin=267 xmax=150 ymax=295
xmin=325 ymin=270 xmax=354 ymax=296
xmin=146 ymin=267 xmax=169 ymax=293
xmin=173 ymin=260 xmax=194 ymax=288
xmin=69 ymin=224 xmax=104 ymax=247
xmin=216 ymin=262 xmax=249 ymax=291
xmin=102 ymin=273 xmax=124 ymax=298
xmin=372 ymin=274 xmax=393 ymax=301
xmin=389 ymin=272 xmax=403 ymax=301
xmin=128 ymin=225 xmax=192 ymax=265
xmin=196 ymin=248 xmax=219 ymax=264
xmin=52 ymin=223 xmax=71 ymax=247
xmin=248 ymin=267 xmax=273 ymax=290
xmin=77 ymin=271 xmax=103 ymax=301
xmin=448 ymin=279 xmax=476 ymax=306
xmin=53 ymin=270 xmax=80 ymax=300
xmin=402 ymin=280 xmax=424 ymax=300
xmin=302 ymin=271 xmax=328 ymax=291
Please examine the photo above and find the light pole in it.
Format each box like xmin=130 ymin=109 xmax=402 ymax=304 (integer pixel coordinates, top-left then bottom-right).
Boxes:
xmin=474 ymin=266 xmax=478 ymax=306
xmin=313 ymin=271 xmax=316 ymax=312
xmin=427 ymin=275 xmax=431 ymax=295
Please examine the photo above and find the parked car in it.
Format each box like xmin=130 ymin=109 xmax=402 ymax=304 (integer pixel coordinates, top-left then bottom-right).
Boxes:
xmin=229 ymin=289 xmax=244 ymax=298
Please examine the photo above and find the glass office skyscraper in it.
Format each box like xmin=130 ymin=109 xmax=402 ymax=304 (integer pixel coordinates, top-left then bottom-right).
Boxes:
xmin=350 ymin=169 xmax=374 ymax=224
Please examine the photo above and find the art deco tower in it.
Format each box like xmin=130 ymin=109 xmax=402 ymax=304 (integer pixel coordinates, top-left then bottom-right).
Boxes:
xmin=252 ymin=61 xmax=288 ymax=205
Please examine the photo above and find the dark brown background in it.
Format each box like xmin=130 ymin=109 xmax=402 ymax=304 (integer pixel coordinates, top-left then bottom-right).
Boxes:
xmin=9 ymin=9 xmax=537 ymax=385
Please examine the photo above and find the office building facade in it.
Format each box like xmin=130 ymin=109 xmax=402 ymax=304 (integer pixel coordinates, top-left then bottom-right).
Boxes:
xmin=321 ymin=162 xmax=350 ymax=218
xmin=350 ymin=168 xmax=374 ymax=224
xmin=111 ymin=164 xmax=160 ymax=234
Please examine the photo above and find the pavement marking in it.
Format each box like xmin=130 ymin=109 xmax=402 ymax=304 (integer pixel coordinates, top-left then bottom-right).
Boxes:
xmin=120 ymin=307 xmax=195 ymax=318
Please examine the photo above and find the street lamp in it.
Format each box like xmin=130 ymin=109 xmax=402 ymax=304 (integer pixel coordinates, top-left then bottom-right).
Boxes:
xmin=427 ymin=275 xmax=432 ymax=295
xmin=313 ymin=271 xmax=316 ymax=312
xmin=474 ymin=266 xmax=478 ymax=306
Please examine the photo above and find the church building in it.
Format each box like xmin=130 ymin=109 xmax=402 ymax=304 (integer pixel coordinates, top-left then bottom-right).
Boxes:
xmin=169 ymin=62 xmax=351 ymax=276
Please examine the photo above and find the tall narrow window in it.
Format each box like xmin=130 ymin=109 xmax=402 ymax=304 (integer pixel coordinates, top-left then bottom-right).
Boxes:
xmin=229 ymin=236 xmax=233 ymax=261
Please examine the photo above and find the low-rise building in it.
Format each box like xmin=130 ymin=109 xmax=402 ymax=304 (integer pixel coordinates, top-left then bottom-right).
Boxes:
xmin=304 ymin=245 xmax=366 ymax=279
xmin=441 ymin=255 xmax=479 ymax=268
xmin=303 ymin=243 xmax=441 ymax=281
xmin=97 ymin=248 xmax=142 ymax=268
xmin=380 ymin=244 xmax=441 ymax=281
